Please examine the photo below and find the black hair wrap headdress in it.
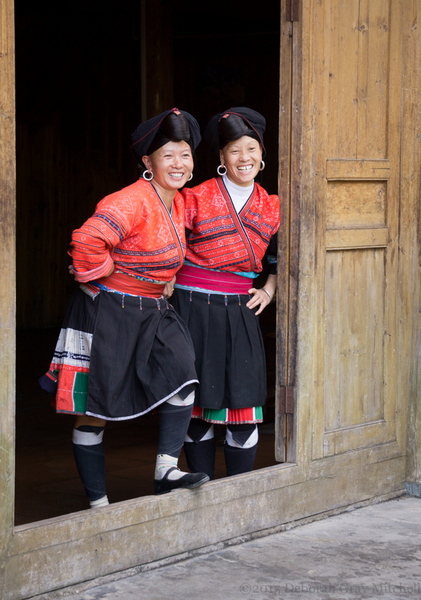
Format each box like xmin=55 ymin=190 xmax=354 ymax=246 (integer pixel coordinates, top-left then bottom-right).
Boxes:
xmin=203 ymin=107 xmax=266 ymax=156
xmin=131 ymin=108 xmax=201 ymax=163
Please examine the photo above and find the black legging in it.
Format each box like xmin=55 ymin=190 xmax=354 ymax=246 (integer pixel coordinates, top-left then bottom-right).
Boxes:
xmin=73 ymin=401 xmax=194 ymax=501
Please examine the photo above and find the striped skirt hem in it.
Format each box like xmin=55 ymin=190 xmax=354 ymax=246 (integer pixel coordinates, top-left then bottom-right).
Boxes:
xmin=192 ymin=405 xmax=263 ymax=425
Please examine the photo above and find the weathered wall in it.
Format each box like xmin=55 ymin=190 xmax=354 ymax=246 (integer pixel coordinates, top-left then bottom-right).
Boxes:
xmin=402 ymin=0 xmax=421 ymax=495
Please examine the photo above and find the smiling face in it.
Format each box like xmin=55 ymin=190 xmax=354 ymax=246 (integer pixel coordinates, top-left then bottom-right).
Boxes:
xmin=142 ymin=140 xmax=194 ymax=194
xmin=219 ymin=135 xmax=263 ymax=187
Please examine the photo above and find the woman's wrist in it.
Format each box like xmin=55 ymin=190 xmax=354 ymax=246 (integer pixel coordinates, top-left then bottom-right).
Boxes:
xmin=262 ymin=287 xmax=272 ymax=301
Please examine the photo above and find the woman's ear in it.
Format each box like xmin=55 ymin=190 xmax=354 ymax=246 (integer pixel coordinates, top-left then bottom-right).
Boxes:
xmin=142 ymin=155 xmax=151 ymax=171
xmin=219 ymin=150 xmax=224 ymax=165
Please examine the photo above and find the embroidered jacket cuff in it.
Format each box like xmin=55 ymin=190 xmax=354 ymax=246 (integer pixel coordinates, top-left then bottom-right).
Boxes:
xmin=73 ymin=254 xmax=114 ymax=283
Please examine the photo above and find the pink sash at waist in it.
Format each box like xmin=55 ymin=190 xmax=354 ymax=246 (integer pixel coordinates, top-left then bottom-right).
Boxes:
xmin=175 ymin=264 xmax=251 ymax=294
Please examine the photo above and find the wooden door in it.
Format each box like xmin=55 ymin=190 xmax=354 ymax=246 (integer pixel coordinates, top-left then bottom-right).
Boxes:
xmin=300 ymin=0 xmax=404 ymax=464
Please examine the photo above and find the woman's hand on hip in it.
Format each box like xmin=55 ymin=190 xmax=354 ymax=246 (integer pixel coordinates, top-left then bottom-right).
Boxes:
xmin=163 ymin=276 xmax=176 ymax=298
xmin=246 ymin=274 xmax=276 ymax=315
xmin=246 ymin=287 xmax=272 ymax=315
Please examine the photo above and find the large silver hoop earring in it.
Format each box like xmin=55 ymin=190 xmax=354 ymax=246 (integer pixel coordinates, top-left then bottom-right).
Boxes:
xmin=188 ymin=172 xmax=193 ymax=181
xmin=217 ymin=164 xmax=227 ymax=176
xmin=143 ymin=170 xmax=153 ymax=181
xmin=260 ymin=161 xmax=266 ymax=172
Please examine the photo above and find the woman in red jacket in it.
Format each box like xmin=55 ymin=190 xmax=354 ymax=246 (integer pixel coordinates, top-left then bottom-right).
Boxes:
xmin=171 ymin=108 xmax=280 ymax=479
xmin=40 ymin=108 xmax=209 ymax=505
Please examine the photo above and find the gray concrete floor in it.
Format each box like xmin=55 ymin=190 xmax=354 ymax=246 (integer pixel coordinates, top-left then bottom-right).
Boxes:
xmin=33 ymin=495 xmax=421 ymax=600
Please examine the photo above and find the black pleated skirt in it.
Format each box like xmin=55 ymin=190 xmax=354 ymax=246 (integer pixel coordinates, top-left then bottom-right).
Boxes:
xmin=40 ymin=287 xmax=198 ymax=420
xmin=171 ymin=289 xmax=266 ymax=411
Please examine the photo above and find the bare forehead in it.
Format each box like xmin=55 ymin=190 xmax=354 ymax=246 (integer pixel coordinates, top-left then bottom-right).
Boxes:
xmin=157 ymin=140 xmax=192 ymax=154
xmin=223 ymin=135 xmax=260 ymax=150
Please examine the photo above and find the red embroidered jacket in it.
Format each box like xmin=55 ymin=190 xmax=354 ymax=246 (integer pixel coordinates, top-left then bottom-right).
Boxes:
xmin=70 ymin=179 xmax=186 ymax=284
xmin=181 ymin=177 xmax=280 ymax=273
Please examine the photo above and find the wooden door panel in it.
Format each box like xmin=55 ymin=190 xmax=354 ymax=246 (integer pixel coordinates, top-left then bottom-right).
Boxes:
xmin=326 ymin=0 xmax=390 ymax=159
xmin=325 ymin=249 xmax=385 ymax=431
xmin=326 ymin=160 xmax=390 ymax=181
xmin=322 ymin=247 xmax=391 ymax=457
xmin=325 ymin=228 xmax=388 ymax=250
xmin=326 ymin=181 xmax=387 ymax=229
xmin=310 ymin=0 xmax=401 ymax=460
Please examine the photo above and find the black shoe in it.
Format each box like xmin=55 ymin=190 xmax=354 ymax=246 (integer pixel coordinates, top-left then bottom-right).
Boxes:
xmin=154 ymin=467 xmax=210 ymax=495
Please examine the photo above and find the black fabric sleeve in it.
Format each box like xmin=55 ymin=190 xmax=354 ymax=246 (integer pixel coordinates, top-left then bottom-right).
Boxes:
xmin=265 ymin=232 xmax=278 ymax=275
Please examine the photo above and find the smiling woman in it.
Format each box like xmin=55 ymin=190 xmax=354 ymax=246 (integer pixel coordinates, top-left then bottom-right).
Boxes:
xmin=39 ymin=108 xmax=210 ymax=504
xmin=172 ymin=107 xmax=280 ymax=480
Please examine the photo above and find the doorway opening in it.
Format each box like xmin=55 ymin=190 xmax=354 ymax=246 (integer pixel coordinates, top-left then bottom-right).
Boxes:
xmin=15 ymin=0 xmax=282 ymax=525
